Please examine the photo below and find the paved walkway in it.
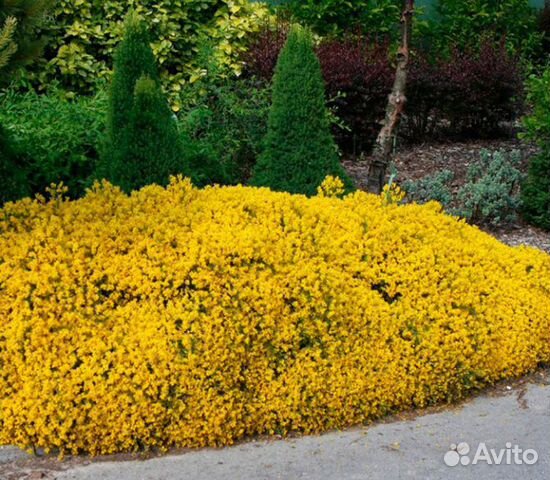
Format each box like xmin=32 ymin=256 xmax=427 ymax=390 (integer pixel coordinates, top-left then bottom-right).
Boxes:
xmin=1 ymin=373 xmax=549 ymax=480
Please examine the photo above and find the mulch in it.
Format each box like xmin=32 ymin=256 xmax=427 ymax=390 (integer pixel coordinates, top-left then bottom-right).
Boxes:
xmin=343 ymin=138 xmax=550 ymax=253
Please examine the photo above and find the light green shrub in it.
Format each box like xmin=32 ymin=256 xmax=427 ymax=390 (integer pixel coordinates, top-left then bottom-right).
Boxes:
xmin=24 ymin=0 xmax=268 ymax=106
xmin=456 ymin=150 xmax=524 ymax=226
xmin=403 ymin=170 xmax=454 ymax=209
xmin=0 ymin=89 xmax=106 ymax=198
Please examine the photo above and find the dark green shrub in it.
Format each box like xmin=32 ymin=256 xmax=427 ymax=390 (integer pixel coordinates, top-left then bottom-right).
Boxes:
xmin=522 ymin=152 xmax=550 ymax=229
xmin=179 ymin=77 xmax=271 ymax=186
xmin=521 ymin=69 xmax=550 ymax=230
xmin=251 ymin=25 xmax=353 ymax=196
xmin=538 ymin=3 xmax=550 ymax=56
xmin=102 ymin=12 xmax=187 ymax=192
xmin=0 ymin=89 xmax=106 ymax=198
xmin=103 ymin=11 xmax=159 ymax=169
xmin=0 ymin=123 xmax=29 ymax=205
xmin=110 ymin=75 xmax=186 ymax=192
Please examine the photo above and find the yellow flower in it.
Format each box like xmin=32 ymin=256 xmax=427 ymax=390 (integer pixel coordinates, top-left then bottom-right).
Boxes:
xmin=317 ymin=175 xmax=346 ymax=198
xmin=0 ymin=177 xmax=548 ymax=455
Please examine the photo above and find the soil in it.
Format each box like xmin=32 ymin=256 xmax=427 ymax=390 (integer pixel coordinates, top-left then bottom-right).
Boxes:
xmin=343 ymin=138 xmax=550 ymax=253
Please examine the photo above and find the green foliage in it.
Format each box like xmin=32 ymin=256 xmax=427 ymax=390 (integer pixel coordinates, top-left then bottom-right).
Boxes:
xmin=22 ymin=0 xmax=267 ymax=103
xmin=273 ymin=0 xmax=402 ymax=37
xmin=179 ymin=77 xmax=271 ymax=186
xmin=521 ymin=152 xmax=550 ymax=229
xmin=0 ymin=88 xmax=106 ymax=198
xmin=403 ymin=150 xmax=524 ymax=227
xmin=101 ymin=11 xmax=187 ymax=192
xmin=0 ymin=17 xmax=17 ymax=73
xmin=0 ymin=123 xmax=29 ymax=205
xmin=108 ymin=75 xmax=187 ymax=192
xmin=0 ymin=0 xmax=52 ymax=84
xmin=456 ymin=150 xmax=524 ymax=226
xmin=403 ymin=170 xmax=454 ymax=209
xmin=419 ymin=0 xmax=541 ymax=57
xmin=251 ymin=25 xmax=353 ymax=196
xmin=522 ymin=68 xmax=550 ymax=147
xmin=521 ymin=68 xmax=550 ymax=229
xmin=105 ymin=11 xmax=159 ymax=165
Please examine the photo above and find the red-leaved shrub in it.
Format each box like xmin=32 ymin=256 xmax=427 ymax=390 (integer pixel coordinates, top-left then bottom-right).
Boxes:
xmin=405 ymin=41 xmax=523 ymax=140
xmin=243 ymin=24 xmax=288 ymax=83
xmin=243 ymin=29 xmax=524 ymax=154
xmin=317 ymin=37 xmax=393 ymax=154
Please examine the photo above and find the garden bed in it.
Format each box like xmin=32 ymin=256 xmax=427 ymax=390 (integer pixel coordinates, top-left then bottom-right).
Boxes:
xmin=343 ymin=138 xmax=550 ymax=253
xmin=0 ymin=178 xmax=549 ymax=455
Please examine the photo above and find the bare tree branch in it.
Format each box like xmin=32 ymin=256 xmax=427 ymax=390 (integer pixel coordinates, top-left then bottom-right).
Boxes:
xmin=367 ymin=0 xmax=415 ymax=194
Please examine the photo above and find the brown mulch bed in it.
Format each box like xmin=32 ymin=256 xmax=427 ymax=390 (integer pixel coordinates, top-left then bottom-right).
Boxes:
xmin=343 ymin=138 xmax=550 ymax=253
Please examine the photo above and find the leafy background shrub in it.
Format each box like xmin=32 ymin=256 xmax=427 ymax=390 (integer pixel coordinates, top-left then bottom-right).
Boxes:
xmin=419 ymin=0 xmax=541 ymax=58
xmin=0 ymin=75 xmax=269 ymax=198
xmin=251 ymin=25 xmax=353 ymax=195
xmin=316 ymin=37 xmax=393 ymax=155
xmin=521 ymin=68 xmax=550 ymax=229
xmin=270 ymin=0 xmax=402 ymax=38
xmin=406 ymin=41 xmax=524 ymax=140
xmin=537 ymin=3 xmax=550 ymax=56
xmin=0 ymin=88 xmax=106 ymax=199
xmin=0 ymin=123 xmax=29 ymax=205
xmin=23 ymin=0 xmax=268 ymax=106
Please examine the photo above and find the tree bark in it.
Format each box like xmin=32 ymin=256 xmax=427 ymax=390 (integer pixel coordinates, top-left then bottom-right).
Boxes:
xmin=366 ymin=0 xmax=415 ymax=194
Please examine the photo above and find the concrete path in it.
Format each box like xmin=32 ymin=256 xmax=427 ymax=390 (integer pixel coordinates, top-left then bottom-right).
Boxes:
xmin=1 ymin=372 xmax=549 ymax=480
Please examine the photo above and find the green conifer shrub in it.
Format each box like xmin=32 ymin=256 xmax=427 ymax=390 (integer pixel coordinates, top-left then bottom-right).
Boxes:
xmin=100 ymin=11 xmax=157 ymax=179
xmin=251 ymin=25 xmax=353 ymax=196
xmin=101 ymin=12 xmax=186 ymax=192
xmin=111 ymin=75 xmax=186 ymax=192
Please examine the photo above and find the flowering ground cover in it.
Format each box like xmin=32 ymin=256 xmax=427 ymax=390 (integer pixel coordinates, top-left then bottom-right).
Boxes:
xmin=0 ymin=178 xmax=548 ymax=455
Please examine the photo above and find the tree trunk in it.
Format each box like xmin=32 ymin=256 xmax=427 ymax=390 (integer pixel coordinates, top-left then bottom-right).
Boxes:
xmin=366 ymin=0 xmax=415 ymax=194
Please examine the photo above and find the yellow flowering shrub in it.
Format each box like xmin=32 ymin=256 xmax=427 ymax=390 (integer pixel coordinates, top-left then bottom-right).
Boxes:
xmin=0 ymin=178 xmax=549 ymax=455
xmin=381 ymin=182 xmax=406 ymax=205
xmin=317 ymin=175 xmax=346 ymax=198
